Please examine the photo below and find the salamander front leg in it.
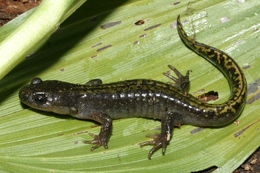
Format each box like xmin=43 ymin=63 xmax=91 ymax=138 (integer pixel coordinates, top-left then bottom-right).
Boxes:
xmin=84 ymin=113 xmax=112 ymax=150
xmin=163 ymin=65 xmax=191 ymax=94
xmin=139 ymin=115 xmax=174 ymax=160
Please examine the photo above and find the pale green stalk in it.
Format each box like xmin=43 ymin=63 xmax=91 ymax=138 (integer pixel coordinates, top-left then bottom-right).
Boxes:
xmin=0 ymin=0 xmax=86 ymax=80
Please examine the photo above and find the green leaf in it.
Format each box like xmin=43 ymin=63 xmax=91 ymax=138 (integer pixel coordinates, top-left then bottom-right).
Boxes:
xmin=0 ymin=0 xmax=259 ymax=172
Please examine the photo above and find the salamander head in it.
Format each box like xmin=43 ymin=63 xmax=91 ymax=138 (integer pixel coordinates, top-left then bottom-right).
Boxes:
xmin=19 ymin=78 xmax=74 ymax=115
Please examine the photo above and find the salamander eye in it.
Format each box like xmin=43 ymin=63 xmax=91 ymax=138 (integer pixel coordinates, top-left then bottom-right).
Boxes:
xmin=33 ymin=94 xmax=47 ymax=104
xmin=31 ymin=78 xmax=42 ymax=85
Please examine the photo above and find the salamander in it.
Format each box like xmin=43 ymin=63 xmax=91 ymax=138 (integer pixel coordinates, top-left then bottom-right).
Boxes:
xmin=19 ymin=15 xmax=247 ymax=159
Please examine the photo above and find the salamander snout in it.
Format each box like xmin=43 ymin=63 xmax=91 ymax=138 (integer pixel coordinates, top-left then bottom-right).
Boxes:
xmin=19 ymin=78 xmax=43 ymax=105
xmin=19 ymin=78 xmax=73 ymax=115
xmin=19 ymin=87 xmax=29 ymax=103
xmin=19 ymin=85 xmax=46 ymax=108
xmin=19 ymin=78 xmax=51 ymax=111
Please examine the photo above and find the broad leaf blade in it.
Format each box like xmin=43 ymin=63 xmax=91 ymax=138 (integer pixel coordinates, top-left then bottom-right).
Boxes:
xmin=0 ymin=0 xmax=259 ymax=172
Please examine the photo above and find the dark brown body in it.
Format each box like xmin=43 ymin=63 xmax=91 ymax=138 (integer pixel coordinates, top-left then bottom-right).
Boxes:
xmin=19 ymin=15 xmax=247 ymax=159
xmin=26 ymin=79 xmax=241 ymax=127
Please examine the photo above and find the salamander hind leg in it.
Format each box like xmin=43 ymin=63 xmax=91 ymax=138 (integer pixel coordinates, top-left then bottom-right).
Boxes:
xmin=84 ymin=112 xmax=112 ymax=150
xmin=163 ymin=65 xmax=191 ymax=94
xmin=139 ymin=114 xmax=175 ymax=159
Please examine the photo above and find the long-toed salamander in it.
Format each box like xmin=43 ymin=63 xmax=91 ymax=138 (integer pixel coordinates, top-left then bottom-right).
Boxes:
xmin=19 ymin=15 xmax=247 ymax=159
